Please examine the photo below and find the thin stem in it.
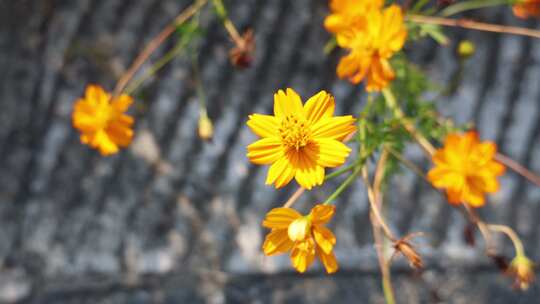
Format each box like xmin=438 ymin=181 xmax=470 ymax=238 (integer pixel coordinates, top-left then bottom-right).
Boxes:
xmin=283 ymin=187 xmax=305 ymax=208
xmin=382 ymin=88 xmax=436 ymax=156
xmin=487 ymin=224 xmax=525 ymax=257
xmin=124 ymin=40 xmax=189 ymax=95
xmin=385 ymin=146 xmax=430 ymax=184
xmin=323 ymin=167 xmax=361 ymax=205
xmin=212 ymin=0 xmax=243 ymax=46
xmin=325 ymin=162 xmax=358 ymax=181
xmin=439 ymin=0 xmax=515 ymax=17
xmin=408 ymin=15 xmax=540 ymax=39
xmin=462 ymin=204 xmax=494 ymax=253
xmin=113 ymin=0 xmax=208 ymax=97
xmin=361 ymin=165 xmax=396 ymax=241
xmin=495 ymin=153 xmax=540 ymax=187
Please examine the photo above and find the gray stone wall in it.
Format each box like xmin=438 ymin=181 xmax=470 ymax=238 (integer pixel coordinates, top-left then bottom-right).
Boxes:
xmin=1 ymin=0 xmax=539 ymax=303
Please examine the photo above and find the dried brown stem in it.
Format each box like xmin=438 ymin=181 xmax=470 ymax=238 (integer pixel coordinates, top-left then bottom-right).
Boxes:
xmin=495 ymin=153 xmax=540 ymax=187
xmin=408 ymin=14 xmax=540 ymax=39
xmin=283 ymin=187 xmax=305 ymax=208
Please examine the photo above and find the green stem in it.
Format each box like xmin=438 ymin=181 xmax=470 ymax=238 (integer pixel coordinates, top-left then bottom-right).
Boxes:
xmin=439 ymin=0 xmax=516 ymax=17
xmin=125 ymin=39 xmax=189 ymax=95
xmin=411 ymin=0 xmax=431 ymax=13
xmin=325 ymin=162 xmax=358 ymax=181
xmin=382 ymin=273 xmax=396 ymax=304
xmin=323 ymin=167 xmax=361 ymax=205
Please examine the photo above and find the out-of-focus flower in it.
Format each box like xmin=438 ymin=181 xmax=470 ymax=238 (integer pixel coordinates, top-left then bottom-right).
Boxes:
xmin=513 ymin=0 xmax=540 ymax=19
xmin=72 ymin=85 xmax=134 ymax=155
xmin=507 ymin=255 xmax=535 ymax=290
xmin=262 ymin=204 xmax=338 ymax=273
xmin=457 ymin=40 xmax=476 ymax=59
xmin=229 ymin=29 xmax=255 ymax=69
xmin=246 ymin=88 xmax=356 ymax=189
xmin=324 ymin=0 xmax=383 ymax=44
xmin=427 ymin=131 xmax=505 ymax=207
xmin=334 ymin=5 xmax=407 ymax=91
xmin=198 ymin=113 xmax=214 ymax=141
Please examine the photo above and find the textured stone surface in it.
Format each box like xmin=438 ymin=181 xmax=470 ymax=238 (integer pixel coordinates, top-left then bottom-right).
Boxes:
xmin=1 ymin=0 xmax=540 ymax=303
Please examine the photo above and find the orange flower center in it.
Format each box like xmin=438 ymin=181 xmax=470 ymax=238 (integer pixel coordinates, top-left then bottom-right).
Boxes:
xmin=279 ymin=114 xmax=312 ymax=150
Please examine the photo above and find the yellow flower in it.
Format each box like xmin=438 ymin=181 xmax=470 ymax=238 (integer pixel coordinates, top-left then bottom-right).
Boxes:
xmin=513 ymin=0 xmax=540 ymax=19
xmin=335 ymin=5 xmax=407 ymax=91
xmin=246 ymin=88 xmax=356 ymax=189
xmin=262 ymin=204 xmax=338 ymax=273
xmin=72 ymin=85 xmax=134 ymax=156
xmin=324 ymin=0 xmax=384 ymax=44
xmin=198 ymin=114 xmax=214 ymax=141
xmin=507 ymin=255 xmax=535 ymax=290
xmin=427 ymin=131 xmax=505 ymax=207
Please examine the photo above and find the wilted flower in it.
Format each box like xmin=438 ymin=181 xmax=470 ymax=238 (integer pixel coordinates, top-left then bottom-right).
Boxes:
xmin=393 ymin=234 xmax=424 ymax=269
xmin=427 ymin=131 xmax=505 ymax=207
xmin=507 ymin=255 xmax=535 ymax=290
xmin=72 ymin=85 xmax=134 ymax=155
xmin=246 ymin=88 xmax=356 ymax=189
xmin=262 ymin=204 xmax=338 ymax=273
xmin=229 ymin=29 xmax=255 ymax=69
xmin=513 ymin=0 xmax=540 ymax=19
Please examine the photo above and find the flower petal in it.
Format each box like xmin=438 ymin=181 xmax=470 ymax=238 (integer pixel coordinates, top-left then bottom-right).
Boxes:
xmin=315 ymin=138 xmax=352 ymax=168
xmin=247 ymin=137 xmax=283 ymax=165
xmin=265 ymin=156 xmax=296 ymax=188
xmin=303 ymin=91 xmax=335 ymax=124
xmin=312 ymin=116 xmax=356 ymax=141
xmin=310 ymin=204 xmax=335 ymax=225
xmin=263 ymin=207 xmax=302 ymax=229
xmin=247 ymin=114 xmax=279 ymax=138
xmin=290 ymin=239 xmax=316 ymax=273
xmin=317 ymin=248 xmax=338 ymax=274
xmin=274 ymin=88 xmax=304 ymax=119
xmin=313 ymin=225 xmax=336 ymax=254
xmin=263 ymin=229 xmax=294 ymax=256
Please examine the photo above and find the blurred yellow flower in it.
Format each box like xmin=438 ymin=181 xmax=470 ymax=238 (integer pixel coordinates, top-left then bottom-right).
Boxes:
xmin=324 ymin=0 xmax=383 ymax=44
xmin=198 ymin=113 xmax=214 ymax=141
xmin=507 ymin=255 xmax=535 ymax=290
xmin=262 ymin=204 xmax=338 ymax=273
xmin=72 ymin=85 xmax=134 ymax=156
xmin=246 ymin=88 xmax=356 ymax=189
xmin=427 ymin=131 xmax=505 ymax=207
xmin=335 ymin=5 xmax=407 ymax=91
xmin=513 ymin=0 xmax=540 ymax=19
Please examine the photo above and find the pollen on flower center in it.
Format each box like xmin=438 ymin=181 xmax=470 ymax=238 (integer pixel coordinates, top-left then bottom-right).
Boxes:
xmin=279 ymin=114 xmax=312 ymax=150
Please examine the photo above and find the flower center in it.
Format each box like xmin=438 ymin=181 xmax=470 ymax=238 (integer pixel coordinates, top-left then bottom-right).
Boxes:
xmin=279 ymin=115 xmax=312 ymax=150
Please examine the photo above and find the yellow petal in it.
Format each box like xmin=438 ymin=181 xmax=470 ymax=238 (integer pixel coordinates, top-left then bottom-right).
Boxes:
xmin=247 ymin=114 xmax=279 ymax=138
xmin=293 ymin=146 xmax=324 ymax=190
xmin=310 ymin=204 xmax=335 ymax=225
xmin=312 ymin=225 xmax=336 ymax=254
xmin=290 ymin=240 xmax=316 ymax=273
xmin=113 ymin=94 xmax=133 ymax=112
xmin=247 ymin=137 xmax=283 ymax=165
xmin=318 ymin=248 xmax=338 ymax=274
xmin=304 ymin=91 xmax=335 ymax=124
xmin=263 ymin=207 xmax=302 ymax=229
xmin=273 ymin=88 xmax=304 ymax=119
xmin=314 ymin=138 xmax=351 ymax=168
xmin=263 ymin=229 xmax=294 ymax=256
xmin=311 ymin=116 xmax=356 ymax=141
xmin=265 ymin=156 xmax=296 ymax=188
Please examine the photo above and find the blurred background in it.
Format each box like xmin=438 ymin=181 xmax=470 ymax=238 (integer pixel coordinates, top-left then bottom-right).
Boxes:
xmin=1 ymin=0 xmax=540 ymax=303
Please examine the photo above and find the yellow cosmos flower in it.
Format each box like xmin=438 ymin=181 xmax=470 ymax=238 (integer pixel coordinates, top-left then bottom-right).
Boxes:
xmin=246 ymin=88 xmax=356 ymax=189
xmin=262 ymin=204 xmax=338 ymax=273
xmin=324 ymin=0 xmax=384 ymax=44
xmin=335 ymin=5 xmax=407 ymax=92
xmin=427 ymin=131 xmax=505 ymax=207
xmin=513 ymin=0 xmax=540 ymax=19
xmin=72 ymin=85 xmax=134 ymax=156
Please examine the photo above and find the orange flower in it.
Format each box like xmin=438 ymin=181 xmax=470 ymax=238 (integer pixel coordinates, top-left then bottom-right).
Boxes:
xmin=72 ymin=85 xmax=134 ymax=155
xmin=334 ymin=5 xmax=407 ymax=91
xmin=246 ymin=89 xmax=356 ymax=189
xmin=262 ymin=204 xmax=338 ymax=273
xmin=513 ymin=0 xmax=540 ymax=19
xmin=324 ymin=0 xmax=384 ymax=44
xmin=428 ymin=131 xmax=505 ymax=207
